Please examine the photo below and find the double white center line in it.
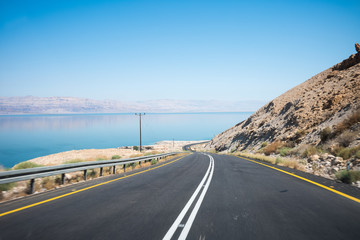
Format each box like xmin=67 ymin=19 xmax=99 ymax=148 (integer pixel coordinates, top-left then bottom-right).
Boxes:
xmin=163 ymin=153 xmax=215 ymax=240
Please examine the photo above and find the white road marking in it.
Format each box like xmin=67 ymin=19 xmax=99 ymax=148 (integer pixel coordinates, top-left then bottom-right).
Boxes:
xmin=163 ymin=154 xmax=214 ymax=240
xmin=178 ymin=155 xmax=214 ymax=240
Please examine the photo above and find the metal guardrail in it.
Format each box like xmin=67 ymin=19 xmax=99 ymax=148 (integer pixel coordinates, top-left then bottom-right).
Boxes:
xmin=0 ymin=152 xmax=178 ymax=194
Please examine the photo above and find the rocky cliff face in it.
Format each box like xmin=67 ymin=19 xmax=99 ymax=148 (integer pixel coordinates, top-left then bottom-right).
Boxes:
xmin=206 ymin=44 xmax=360 ymax=153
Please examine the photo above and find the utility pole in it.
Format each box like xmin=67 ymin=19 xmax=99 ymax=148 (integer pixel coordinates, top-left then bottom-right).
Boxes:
xmin=135 ymin=113 xmax=145 ymax=152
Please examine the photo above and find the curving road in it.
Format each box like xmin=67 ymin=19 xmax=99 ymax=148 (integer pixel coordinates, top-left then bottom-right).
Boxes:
xmin=1 ymin=153 xmax=360 ymax=240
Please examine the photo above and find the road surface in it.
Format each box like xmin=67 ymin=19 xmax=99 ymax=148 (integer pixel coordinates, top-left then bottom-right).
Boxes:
xmin=1 ymin=153 xmax=360 ymax=239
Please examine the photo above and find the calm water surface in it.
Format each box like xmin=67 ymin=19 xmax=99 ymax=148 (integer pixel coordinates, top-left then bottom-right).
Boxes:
xmin=0 ymin=112 xmax=251 ymax=168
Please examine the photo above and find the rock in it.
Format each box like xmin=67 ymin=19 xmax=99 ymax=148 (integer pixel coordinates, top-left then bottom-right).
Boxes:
xmin=331 ymin=157 xmax=343 ymax=166
xmin=352 ymin=159 xmax=360 ymax=171
xmin=331 ymin=166 xmax=340 ymax=174
xmin=65 ymin=174 xmax=72 ymax=180
xmin=319 ymin=153 xmax=329 ymax=161
xmin=356 ymin=43 xmax=360 ymax=53
xmin=309 ymin=154 xmax=320 ymax=162
xmin=326 ymin=155 xmax=336 ymax=161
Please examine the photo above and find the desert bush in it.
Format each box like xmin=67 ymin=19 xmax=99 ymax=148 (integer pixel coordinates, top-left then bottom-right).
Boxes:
xmin=261 ymin=142 xmax=268 ymax=148
xmin=301 ymin=146 xmax=317 ymax=158
xmin=336 ymin=109 xmax=360 ymax=134
xmin=335 ymin=170 xmax=360 ymax=184
xmin=14 ymin=162 xmax=43 ymax=170
xmin=264 ymin=141 xmax=283 ymax=156
xmin=42 ymin=177 xmax=55 ymax=190
xmin=133 ymin=146 xmax=139 ymax=151
xmin=151 ymin=159 xmax=158 ymax=165
xmin=126 ymin=162 xmax=138 ymax=169
xmin=275 ymin=157 xmax=283 ymax=165
xmin=338 ymin=148 xmax=352 ymax=160
xmin=335 ymin=146 xmax=360 ymax=160
xmin=356 ymin=150 xmax=360 ymax=159
xmin=278 ymin=147 xmax=292 ymax=157
xmin=87 ymin=169 xmax=97 ymax=178
xmin=320 ymin=127 xmax=333 ymax=142
xmin=111 ymin=155 xmax=121 ymax=159
xmin=96 ymin=158 xmax=107 ymax=161
xmin=0 ymin=183 xmax=15 ymax=191
xmin=337 ymin=131 xmax=356 ymax=147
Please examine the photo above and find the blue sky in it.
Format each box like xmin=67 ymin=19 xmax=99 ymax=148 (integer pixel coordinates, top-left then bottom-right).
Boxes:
xmin=0 ymin=0 xmax=359 ymax=102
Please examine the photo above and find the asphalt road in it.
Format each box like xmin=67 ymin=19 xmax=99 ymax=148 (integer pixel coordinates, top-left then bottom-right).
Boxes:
xmin=1 ymin=153 xmax=360 ymax=240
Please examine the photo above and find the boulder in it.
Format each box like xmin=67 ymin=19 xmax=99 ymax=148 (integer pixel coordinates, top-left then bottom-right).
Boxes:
xmin=319 ymin=153 xmax=329 ymax=161
xmin=326 ymin=155 xmax=336 ymax=161
xmin=331 ymin=157 xmax=344 ymax=166
xmin=309 ymin=154 xmax=320 ymax=162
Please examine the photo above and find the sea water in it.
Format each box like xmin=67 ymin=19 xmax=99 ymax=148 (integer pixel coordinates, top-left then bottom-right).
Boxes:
xmin=0 ymin=112 xmax=252 ymax=168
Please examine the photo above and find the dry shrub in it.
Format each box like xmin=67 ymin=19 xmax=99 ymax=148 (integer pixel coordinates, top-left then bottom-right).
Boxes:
xmin=237 ymin=152 xmax=276 ymax=164
xmin=42 ymin=177 xmax=55 ymax=190
xmin=283 ymin=159 xmax=299 ymax=169
xmin=337 ymin=131 xmax=357 ymax=147
xmin=336 ymin=109 xmax=360 ymax=134
xmin=301 ymin=145 xmax=317 ymax=158
xmin=320 ymin=127 xmax=333 ymax=142
xmin=264 ymin=141 xmax=283 ymax=156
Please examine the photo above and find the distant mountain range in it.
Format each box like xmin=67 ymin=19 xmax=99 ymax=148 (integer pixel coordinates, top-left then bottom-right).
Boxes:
xmin=0 ymin=96 xmax=265 ymax=114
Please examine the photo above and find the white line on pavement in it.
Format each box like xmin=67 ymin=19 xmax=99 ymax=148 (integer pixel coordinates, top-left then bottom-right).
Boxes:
xmin=162 ymin=153 xmax=214 ymax=240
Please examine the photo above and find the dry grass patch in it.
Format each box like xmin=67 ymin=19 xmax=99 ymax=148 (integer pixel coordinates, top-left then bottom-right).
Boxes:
xmin=233 ymin=152 xmax=305 ymax=171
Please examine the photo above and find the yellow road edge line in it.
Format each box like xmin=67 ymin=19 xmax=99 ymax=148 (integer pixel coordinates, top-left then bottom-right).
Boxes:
xmin=235 ymin=155 xmax=360 ymax=204
xmin=0 ymin=154 xmax=189 ymax=218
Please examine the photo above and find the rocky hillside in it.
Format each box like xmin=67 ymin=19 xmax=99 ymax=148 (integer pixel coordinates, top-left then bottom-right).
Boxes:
xmin=206 ymin=44 xmax=360 ymax=153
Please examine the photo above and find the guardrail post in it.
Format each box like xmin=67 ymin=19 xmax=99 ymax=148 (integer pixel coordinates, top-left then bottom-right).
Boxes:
xmin=61 ymin=173 xmax=65 ymax=185
xmin=139 ymin=161 xmax=142 ymax=167
xmin=84 ymin=169 xmax=87 ymax=181
xmin=29 ymin=179 xmax=35 ymax=194
xmin=123 ymin=164 xmax=126 ymax=172
xmin=113 ymin=166 xmax=116 ymax=174
xmin=100 ymin=167 xmax=103 ymax=176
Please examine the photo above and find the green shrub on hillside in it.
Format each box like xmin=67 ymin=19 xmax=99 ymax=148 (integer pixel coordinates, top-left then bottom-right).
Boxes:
xmin=279 ymin=147 xmax=292 ymax=157
xmin=0 ymin=182 xmax=15 ymax=191
xmin=111 ymin=155 xmax=121 ymax=159
xmin=335 ymin=170 xmax=360 ymax=184
xmin=334 ymin=146 xmax=360 ymax=160
xmin=13 ymin=162 xmax=43 ymax=170
xmin=275 ymin=157 xmax=283 ymax=165
xmin=301 ymin=146 xmax=317 ymax=158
